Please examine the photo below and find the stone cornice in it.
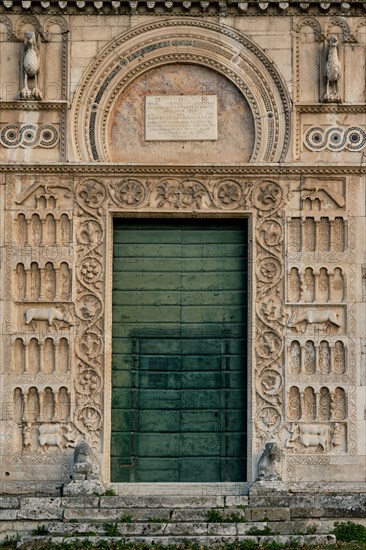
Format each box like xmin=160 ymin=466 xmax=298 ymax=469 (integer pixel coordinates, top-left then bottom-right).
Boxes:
xmin=1 ymin=162 xmax=365 ymax=176
xmin=295 ymin=103 xmax=366 ymax=113
xmin=0 ymin=101 xmax=68 ymax=110
xmin=1 ymin=0 xmax=365 ymax=15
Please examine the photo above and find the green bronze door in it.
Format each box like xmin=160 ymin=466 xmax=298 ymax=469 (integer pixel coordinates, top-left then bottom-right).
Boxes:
xmin=111 ymin=219 xmax=248 ymax=482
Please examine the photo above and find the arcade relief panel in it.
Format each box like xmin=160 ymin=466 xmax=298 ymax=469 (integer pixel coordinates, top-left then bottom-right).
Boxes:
xmin=0 ymin=170 xmax=359 ymax=488
xmin=283 ymin=175 xmax=358 ymax=478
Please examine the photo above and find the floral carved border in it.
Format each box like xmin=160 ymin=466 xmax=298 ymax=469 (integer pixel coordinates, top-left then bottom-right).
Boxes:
xmin=2 ymin=170 xmax=361 ymax=484
xmin=74 ymin=175 xmax=289 ymax=472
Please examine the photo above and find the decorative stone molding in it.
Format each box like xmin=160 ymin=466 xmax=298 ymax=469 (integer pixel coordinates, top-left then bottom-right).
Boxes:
xmin=1 ymin=0 xmax=366 ymax=15
xmin=304 ymin=127 xmax=366 ymax=152
xmin=0 ymin=124 xmax=59 ymax=148
xmin=71 ymin=19 xmax=291 ymax=163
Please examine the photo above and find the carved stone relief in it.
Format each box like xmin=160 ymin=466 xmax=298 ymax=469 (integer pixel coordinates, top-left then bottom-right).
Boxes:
xmin=0 ymin=169 xmax=361 ymax=486
xmin=288 ymin=217 xmax=346 ymax=254
xmin=0 ymin=124 xmax=59 ymax=148
xmin=20 ymin=31 xmax=42 ymax=100
xmin=15 ymin=265 xmax=71 ymax=301
xmin=12 ymin=335 xmax=69 ymax=374
xmin=287 ymin=266 xmax=345 ymax=303
xmin=284 ymin=175 xmax=358 ymax=475
xmin=324 ymin=35 xmax=341 ymax=103
xmin=304 ymin=126 xmax=366 ymax=152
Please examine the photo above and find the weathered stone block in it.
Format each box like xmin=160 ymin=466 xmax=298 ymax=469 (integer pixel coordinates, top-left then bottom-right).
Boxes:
xmin=164 ymin=522 xmax=208 ymax=535
xmin=259 ymin=535 xmax=304 ymax=546
xmin=20 ymin=497 xmax=61 ymax=510
xmin=16 ymin=509 xmax=63 ymax=520
xmin=207 ymin=523 xmax=237 ymax=535
xmin=290 ymin=507 xmax=324 ymax=519
xmin=48 ymin=522 xmax=104 ymax=536
xmin=63 ymin=508 xmax=119 ymax=521
xmin=171 ymin=509 xmax=209 ymax=522
xmin=0 ymin=509 xmax=17 ymax=520
xmin=61 ymin=496 xmax=100 ymax=508
xmin=118 ymin=523 xmax=166 ymax=535
xmin=250 ymin=507 xmax=291 ymax=521
xmin=237 ymin=522 xmax=268 ymax=535
xmin=0 ymin=496 xmax=20 ymax=509
xmin=225 ymin=496 xmax=249 ymax=507
xmin=63 ymin=481 xmax=104 ymax=496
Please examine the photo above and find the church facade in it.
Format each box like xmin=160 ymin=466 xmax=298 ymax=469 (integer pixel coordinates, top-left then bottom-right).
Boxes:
xmin=0 ymin=0 xmax=365 ymax=493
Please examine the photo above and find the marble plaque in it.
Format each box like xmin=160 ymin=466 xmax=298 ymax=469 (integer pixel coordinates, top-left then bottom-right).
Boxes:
xmin=145 ymin=95 xmax=218 ymax=141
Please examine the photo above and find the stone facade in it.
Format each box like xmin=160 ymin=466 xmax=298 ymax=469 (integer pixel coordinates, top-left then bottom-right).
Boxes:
xmin=0 ymin=0 xmax=365 ymax=494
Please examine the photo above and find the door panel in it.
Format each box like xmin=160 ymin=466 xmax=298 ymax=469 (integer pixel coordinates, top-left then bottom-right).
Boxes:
xmin=111 ymin=219 xmax=248 ymax=482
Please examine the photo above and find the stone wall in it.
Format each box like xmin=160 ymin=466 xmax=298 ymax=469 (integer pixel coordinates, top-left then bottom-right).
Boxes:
xmin=0 ymin=4 xmax=365 ymax=492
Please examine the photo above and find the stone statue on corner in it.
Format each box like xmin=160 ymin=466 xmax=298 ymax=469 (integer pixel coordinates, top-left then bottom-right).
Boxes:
xmin=324 ymin=35 xmax=341 ymax=103
xmin=256 ymin=441 xmax=282 ymax=481
xmin=72 ymin=440 xmax=100 ymax=481
xmin=20 ymin=32 xmax=42 ymax=100
xmin=63 ymin=440 xmax=105 ymax=496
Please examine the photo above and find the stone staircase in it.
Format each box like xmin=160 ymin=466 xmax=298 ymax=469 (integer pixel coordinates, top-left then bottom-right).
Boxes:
xmin=1 ymin=486 xmax=365 ymax=548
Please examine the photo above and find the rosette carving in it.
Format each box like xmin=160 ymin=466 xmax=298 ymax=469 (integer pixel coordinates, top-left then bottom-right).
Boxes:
xmin=213 ymin=179 xmax=253 ymax=209
xmin=74 ymin=178 xmax=107 ymax=447
xmin=112 ymin=179 xmax=147 ymax=207
xmin=252 ymin=180 xmax=287 ymax=447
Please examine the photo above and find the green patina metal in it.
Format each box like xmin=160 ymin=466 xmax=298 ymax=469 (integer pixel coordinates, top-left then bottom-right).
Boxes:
xmin=111 ymin=219 xmax=248 ymax=482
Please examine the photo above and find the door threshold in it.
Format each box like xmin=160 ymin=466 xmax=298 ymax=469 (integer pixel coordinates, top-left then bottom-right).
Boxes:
xmin=108 ymin=482 xmax=252 ymax=496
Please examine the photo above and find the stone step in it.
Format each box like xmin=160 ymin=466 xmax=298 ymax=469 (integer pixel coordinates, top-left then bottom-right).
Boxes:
xmin=17 ymin=533 xmax=337 ymax=549
xmin=63 ymin=506 xmax=250 ymax=522
xmin=44 ymin=519 xmax=337 ymax=536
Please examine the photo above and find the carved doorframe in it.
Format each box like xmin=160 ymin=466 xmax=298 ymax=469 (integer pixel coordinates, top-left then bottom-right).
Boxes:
xmin=1 ymin=167 xmax=360 ymax=490
xmin=73 ymin=171 xmax=289 ymax=482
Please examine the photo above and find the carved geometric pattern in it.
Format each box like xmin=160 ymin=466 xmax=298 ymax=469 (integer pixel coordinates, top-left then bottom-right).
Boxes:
xmin=304 ymin=127 xmax=366 ymax=152
xmin=0 ymin=124 xmax=59 ymax=148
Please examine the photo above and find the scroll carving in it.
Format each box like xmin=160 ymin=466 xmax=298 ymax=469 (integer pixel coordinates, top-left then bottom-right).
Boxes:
xmin=74 ymin=180 xmax=105 ymax=447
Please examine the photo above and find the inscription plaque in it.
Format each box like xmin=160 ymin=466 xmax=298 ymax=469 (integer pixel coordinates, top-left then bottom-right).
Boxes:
xmin=145 ymin=95 xmax=217 ymax=141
